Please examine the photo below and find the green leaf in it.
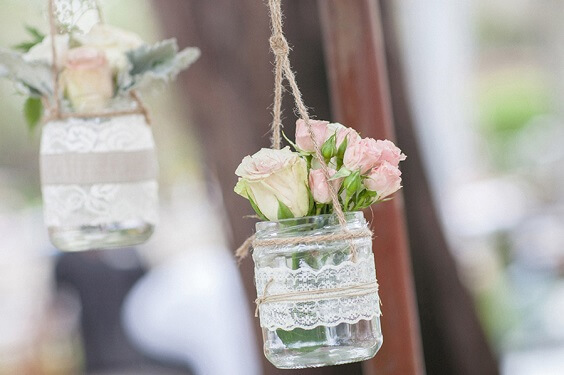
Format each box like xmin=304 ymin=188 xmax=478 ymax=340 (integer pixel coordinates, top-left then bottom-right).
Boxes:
xmin=336 ymin=137 xmax=349 ymax=169
xmin=282 ymin=131 xmax=299 ymax=151
xmin=13 ymin=42 xmax=39 ymax=53
xmin=277 ymin=199 xmax=295 ymax=220
xmin=13 ymin=26 xmax=45 ymax=53
xmin=336 ymin=134 xmax=348 ymax=163
xmin=343 ymin=171 xmax=361 ymax=196
xmin=23 ymin=97 xmax=43 ymax=131
xmin=329 ymin=167 xmax=352 ymax=180
xmin=307 ymin=187 xmax=315 ymax=216
xmin=25 ymin=26 xmax=45 ymax=41
xmin=366 ymin=189 xmax=379 ymax=198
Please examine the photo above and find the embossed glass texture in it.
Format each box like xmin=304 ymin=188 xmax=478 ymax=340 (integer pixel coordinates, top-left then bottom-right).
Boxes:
xmin=40 ymin=113 xmax=158 ymax=251
xmin=253 ymin=212 xmax=383 ymax=369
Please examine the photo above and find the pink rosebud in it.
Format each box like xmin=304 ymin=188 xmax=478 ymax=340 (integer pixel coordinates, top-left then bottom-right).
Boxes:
xmin=295 ymin=119 xmax=330 ymax=153
xmin=364 ymin=161 xmax=402 ymax=199
xmin=375 ymin=139 xmax=406 ymax=167
xmin=62 ymin=47 xmax=114 ymax=112
xmin=343 ymin=137 xmax=382 ymax=173
xmin=309 ymin=168 xmax=342 ymax=204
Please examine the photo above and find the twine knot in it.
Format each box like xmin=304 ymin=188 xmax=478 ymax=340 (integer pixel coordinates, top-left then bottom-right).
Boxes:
xmin=269 ymin=35 xmax=289 ymax=56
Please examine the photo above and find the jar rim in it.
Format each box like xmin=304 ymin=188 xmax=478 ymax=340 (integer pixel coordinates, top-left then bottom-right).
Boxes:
xmin=255 ymin=211 xmax=365 ymax=232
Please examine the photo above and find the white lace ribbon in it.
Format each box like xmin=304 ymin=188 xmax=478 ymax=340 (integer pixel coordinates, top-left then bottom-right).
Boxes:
xmin=40 ymin=115 xmax=158 ymax=228
xmin=255 ymin=255 xmax=381 ymax=331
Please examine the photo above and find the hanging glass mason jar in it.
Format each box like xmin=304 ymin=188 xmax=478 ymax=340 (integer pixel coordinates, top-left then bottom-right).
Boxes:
xmin=252 ymin=212 xmax=382 ymax=369
xmin=40 ymin=104 xmax=158 ymax=252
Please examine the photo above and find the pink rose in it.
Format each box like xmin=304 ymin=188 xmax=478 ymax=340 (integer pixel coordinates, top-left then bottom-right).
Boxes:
xmin=295 ymin=119 xmax=330 ymax=153
xmin=375 ymin=139 xmax=406 ymax=167
xmin=335 ymin=125 xmax=360 ymax=149
xmin=364 ymin=161 xmax=402 ymax=199
xmin=343 ymin=137 xmax=382 ymax=173
xmin=62 ymin=47 xmax=114 ymax=112
xmin=309 ymin=168 xmax=342 ymax=204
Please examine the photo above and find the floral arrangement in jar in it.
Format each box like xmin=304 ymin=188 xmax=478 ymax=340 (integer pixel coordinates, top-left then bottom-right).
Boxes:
xmin=1 ymin=21 xmax=199 ymax=128
xmin=0 ymin=1 xmax=200 ymax=251
xmin=234 ymin=119 xmax=405 ymax=369
xmin=235 ymin=119 xmax=405 ymax=221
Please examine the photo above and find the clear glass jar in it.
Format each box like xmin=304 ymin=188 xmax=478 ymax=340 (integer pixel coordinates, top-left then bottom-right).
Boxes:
xmin=40 ymin=111 xmax=158 ymax=251
xmin=253 ymin=212 xmax=382 ymax=369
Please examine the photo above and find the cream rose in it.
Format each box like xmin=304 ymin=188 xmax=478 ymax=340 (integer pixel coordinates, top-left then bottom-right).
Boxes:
xmin=23 ymin=34 xmax=69 ymax=69
xmin=61 ymin=47 xmax=113 ymax=112
xmin=234 ymin=147 xmax=309 ymax=221
xmin=75 ymin=24 xmax=144 ymax=73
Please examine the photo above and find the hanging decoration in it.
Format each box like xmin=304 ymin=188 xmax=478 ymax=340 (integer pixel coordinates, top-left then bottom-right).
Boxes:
xmin=0 ymin=0 xmax=200 ymax=251
xmin=234 ymin=0 xmax=406 ymax=369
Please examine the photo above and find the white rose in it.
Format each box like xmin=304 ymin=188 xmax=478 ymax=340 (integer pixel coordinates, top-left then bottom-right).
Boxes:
xmin=234 ymin=147 xmax=309 ymax=221
xmin=75 ymin=24 xmax=144 ymax=73
xmin=23 ymin=34 xmax=69 ymax=69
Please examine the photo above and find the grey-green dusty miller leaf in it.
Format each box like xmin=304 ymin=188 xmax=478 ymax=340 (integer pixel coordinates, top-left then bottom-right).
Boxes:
xmin=120 ymin=39 xmax=200 ymax=92
xmin=0 ymin=48 xmax=53 ymax=96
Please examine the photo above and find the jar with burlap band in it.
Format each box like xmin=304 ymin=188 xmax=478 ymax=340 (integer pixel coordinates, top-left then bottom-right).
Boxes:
xmin=40 ymin=97 xmax=158 ymax=251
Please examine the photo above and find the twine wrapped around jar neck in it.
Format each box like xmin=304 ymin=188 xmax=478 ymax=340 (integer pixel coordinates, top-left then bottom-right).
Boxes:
xmin=252 ymin=228 xmax=373 ymax=249
xmin=41 ymin=91 xmax=152 ymax=124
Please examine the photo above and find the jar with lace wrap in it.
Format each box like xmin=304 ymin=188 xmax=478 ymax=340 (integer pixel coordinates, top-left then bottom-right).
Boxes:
xmin=252 ymin=212 xmax=382 ymax=369
xmin=40 ymin=100 xmax=158 ymax=251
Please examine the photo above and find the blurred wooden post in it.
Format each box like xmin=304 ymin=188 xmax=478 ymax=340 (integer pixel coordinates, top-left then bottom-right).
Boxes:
xmin=378 ymin=2 xmax=499 ymax=374
xmin=318 ymin=1 xmax=425 ymax=374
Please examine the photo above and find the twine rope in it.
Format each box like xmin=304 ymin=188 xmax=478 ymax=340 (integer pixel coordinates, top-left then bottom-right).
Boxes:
xmin=267 ymin=0 xmax=346 ymax=228
xmin=48 ymin=0 xmax=61 ymax=118
xmin=45 ymin=0 xmax=150 ymax=124
xmin=236 ymin=0 xmax=365 ymax=261
xmin=254 ymin=278 xmax=379 ymax=317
